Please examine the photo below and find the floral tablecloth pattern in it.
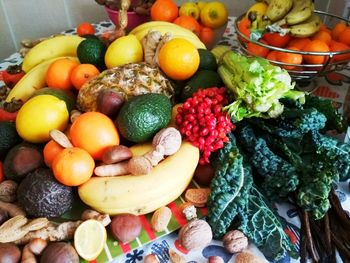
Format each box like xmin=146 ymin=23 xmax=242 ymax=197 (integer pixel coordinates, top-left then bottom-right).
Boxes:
xmin=1 ymin=17 xmax=350 ymax=263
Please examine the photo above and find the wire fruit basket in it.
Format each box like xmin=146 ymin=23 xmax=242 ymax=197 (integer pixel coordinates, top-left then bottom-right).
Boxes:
xmin=235 ymin=10 xmax=350 ymax=81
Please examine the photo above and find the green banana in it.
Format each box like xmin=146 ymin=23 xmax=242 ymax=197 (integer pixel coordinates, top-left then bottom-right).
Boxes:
xmin=288 ymin=14 xmax=321 ymax=38
xmin=265 ymin=0 xmax=293 ymax=22
xmin=276 ymin=0 xmax=314 ymax=26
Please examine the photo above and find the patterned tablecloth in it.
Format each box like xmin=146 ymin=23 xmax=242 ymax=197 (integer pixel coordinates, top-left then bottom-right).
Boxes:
xmin=1 ymin=17 xmax=350 ymax=263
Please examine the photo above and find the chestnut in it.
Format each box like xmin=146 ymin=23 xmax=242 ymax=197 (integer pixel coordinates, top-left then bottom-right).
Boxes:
xmin=0 ymin=243 xmax=21 ymax=263
xmin=110 ymin=214 xmax=142 ymax=243
xmin=193 ymin=163 xmax=215 ymax=186
xmin=40 ymin=242 xmax=79 ymax=263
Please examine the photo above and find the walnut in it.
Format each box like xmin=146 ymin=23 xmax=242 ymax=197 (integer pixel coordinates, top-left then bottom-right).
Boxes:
xmin=178 ymin=219 xmax=212 ymax=251
xmin=223 ymin=230 xmax=248 ymax=254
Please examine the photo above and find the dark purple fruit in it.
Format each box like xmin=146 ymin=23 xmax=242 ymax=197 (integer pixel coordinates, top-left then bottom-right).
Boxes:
xmin=193 ymin=163 xmax=215 ymax=186
xmin=96 ymin=89 xmax=125 ymax=118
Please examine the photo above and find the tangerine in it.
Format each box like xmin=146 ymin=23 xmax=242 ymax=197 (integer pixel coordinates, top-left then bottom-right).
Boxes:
xmin=247 ymin=40 xmax=269 ymax=58
xmin=331 ymin=22 xmax=347 ymax=41
xmin=173 ymin=16 xmax=201 ymax=36
xmin=311 ymin=30 xmax=332 ymax=45
xmin=150 ymin=0 xmax=178 ymax=22
xmin=199 ymin=26 xmax=215 ymax=47
xmin=52 ymin=147 xmax=95 ymax=186
xmin=266 ymin=50 xmax=280 ymax=61
xmin=43 ymin=140 xmax=64 ymax=167
xmin=70 ymin=64 xmax=100 ymax=90
xmin=77 ymin=22 xmax=95 ymax=36
xmin=319 ymin=23 xmax=331 ymax=34
xmin=303 ymin=39 xmax=330 ymax=64
xmin=46 ymin=58 xmax=79 ymax=90
xmin=70 ymin=112 xmax=120 ymax=160
xmin=277 ymin=47 xmax=303 ymax=70
xmin=287 ymin=38 xmax=311 ymax=50
xmin=158 ymin=38 xmax=200 ymax=80
xmin=338 ymin=27 xmax=350 ymax=46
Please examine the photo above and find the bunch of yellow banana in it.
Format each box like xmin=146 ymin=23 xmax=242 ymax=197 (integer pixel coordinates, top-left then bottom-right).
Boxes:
xmin=130 ymin=21 xmax=206 ymax=49
xmin=6 ymin=56 xmax=79 ymax=103
xmin=22 ymin=35 xmax=83 ymax=72
xmin=263 ymin=0 xmax=321 ymax=38
xmin=78 ymin=142 xmax=199 ymax=215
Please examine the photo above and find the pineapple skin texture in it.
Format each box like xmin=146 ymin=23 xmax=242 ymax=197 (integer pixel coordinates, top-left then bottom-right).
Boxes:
xmin=77 ymin=62 xmax=175 ymax=112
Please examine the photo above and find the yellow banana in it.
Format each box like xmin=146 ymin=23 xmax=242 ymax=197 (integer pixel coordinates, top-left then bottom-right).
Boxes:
xmin=275 ymin=0 xmax=314 ymax=26
xmin=130 ymin=21 xmax=185 ymax=35
xmin=288 ymin=14 xmax=321 ymax=38
xmin=22 ymin=35 xmax=83 ymax=72
xmin=265 ymin=0 xmax=293 ymax=22
xmin=6 ymin=56 xmax=79 ymax=103
xmin=78 ymin=142 xmax=199 ymax=215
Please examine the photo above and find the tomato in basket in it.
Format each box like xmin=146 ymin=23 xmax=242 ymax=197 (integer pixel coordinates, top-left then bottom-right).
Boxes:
xmin=247 ymin=39 xmax=269 ymax=58
xmin=263 ymin=32 xmax=291 ymax=48
xmin=237 ymin=17 xmax=251 ymax=41
xmin=329 ymin=41 xmax=350 ymax=62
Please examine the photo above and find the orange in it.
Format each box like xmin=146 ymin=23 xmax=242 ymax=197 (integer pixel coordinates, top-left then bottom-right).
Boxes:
xmin=43 ymin=140 xmax=64 ymax=167
xmin=266 ymin=50 xmax=280 ymax=61
xmin=52 ymin=147 xmax=95 ymax=186
xmin=199 ymin=26 xmax=215 ymax=47
xmin=70 ymin=112 xmax=120 ymax=160
xmin=303 ymin=39 xmax=330 ymax=64
xmin=158 ymin=38 xmax=200 ymax=80
xmin=70 ymin=64 xmax=100 ymax=90
xmin=277 ymin=47 xmax=303 ymax=70
xmin=46 ymin=58 xmax=79 ymax=90
xmin=319 ymin=23 xmax=331 ymax=34
xmin=329 ymin=41 xmax=350 ymax=62
xmin=263 ymin=32 xmax=291 ymax=48
xmin=338 ymin=27 xmax=350 ymax=46
xmin=173 ymin=16 xmax=201 ymax=36
xmin=150 ymin=0 xmax=178 ymax=22
xmin=247 ymin=40 xmax=269 ymax=58
xmin=77 ymin=22 xmax=95 ymax=36
xmin=311 ymin=30 xmax=332 ymax=45
xmin=331 ymin=22 xmax=347 ymax=41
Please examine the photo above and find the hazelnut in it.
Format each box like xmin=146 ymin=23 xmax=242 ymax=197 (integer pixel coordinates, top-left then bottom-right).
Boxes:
xmin=169 ymin=250 xmax=186 ymax=263
xmin=223 ymin=230 xmax=248 ymax=254
xmin=110 ymin=214 xmax=142 ymax=243
xmin=151 ymin=206 xmax=172 ymax=232
xmin=144 ymin=254 xmax=160 ymax=263
xmin=178 ymin=219 xmax=212 ymax=251
xmin=208 ymin=256 xmax=224 ymax=263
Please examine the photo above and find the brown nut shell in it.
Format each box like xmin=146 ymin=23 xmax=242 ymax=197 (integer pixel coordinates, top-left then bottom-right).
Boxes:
xmin=185 ymin=188 xmax=210 ymax=207
xmin=235 ymin=251 xmax=266 ymax=263
xmin=223 ymin=230 xmax=248 ymax=254
xmin=110 ymin=214 xmax=142 ymax=243
xmin=151 ymin=206 xmax=172 ymax=232
xmin=178 ymin=219 xmax=212 ymax=251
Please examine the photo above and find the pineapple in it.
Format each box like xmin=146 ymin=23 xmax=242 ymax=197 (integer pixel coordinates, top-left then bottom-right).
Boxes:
xmin=77 ymin=62 xmax=174 ymax=112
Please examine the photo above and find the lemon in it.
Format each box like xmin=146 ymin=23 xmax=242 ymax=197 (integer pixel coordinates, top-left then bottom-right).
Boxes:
xmin=246 ymin=2 xmax=268 ymax=18
xmin=16 ymin=95 xmax=69 ymax=143
xmin=200 ymin=2 xmax=228 ymax=29
xmin=197 ymin=1 xmax=207 ymax=11
xmin=74 ymin=219 xmax=107 ymax=261
xmin=105 ymin=35 xmax=143 ymax=68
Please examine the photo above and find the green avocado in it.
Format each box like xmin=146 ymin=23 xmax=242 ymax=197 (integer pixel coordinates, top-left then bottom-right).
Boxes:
xmin=181 ymin=70 xmax=223 ymax=101
xmin=0 ymin=121 xmax=21 ymax=158
xmin=77 ymin=38 xmax=107 ymax=70
xmin=198 ymin=48 xmax=218 ymax=71
xmin=116 ymin=93 xmax=172 ymax=143
xmin=17 ymin=168 xmax=74 ymax=217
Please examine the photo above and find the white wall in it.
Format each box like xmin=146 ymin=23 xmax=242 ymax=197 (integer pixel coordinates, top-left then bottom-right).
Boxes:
xmin=0 ymin=0 xmax=335 ymax=60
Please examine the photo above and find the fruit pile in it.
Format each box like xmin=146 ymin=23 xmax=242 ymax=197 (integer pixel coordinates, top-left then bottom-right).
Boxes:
xmin=150 ymin=0 xmax=228 ymax=47
xmin=237 ymin=0 xmax=350 ymax=69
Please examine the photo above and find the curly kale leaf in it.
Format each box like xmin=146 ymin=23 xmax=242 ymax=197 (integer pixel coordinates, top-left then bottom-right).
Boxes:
xmin=239 ymin=186 xmax=298 ymax=261
xmin=237 ymin=124 xmax=299 ymax=200
xmin=296 ymin=162 xmax=335 ymax=220
xmin=304 ymin=94 xmax=347 ymax=133
xmin=207 ymin=133 xmax=253 ymax=238
xmin=247 ymin=108 xmax=327 ymax=138
xmin=309 ymin=131 xmax=350 ymax=181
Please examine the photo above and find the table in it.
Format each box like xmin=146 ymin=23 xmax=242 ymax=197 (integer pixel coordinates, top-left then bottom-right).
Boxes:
xmin=1 ymin=17 xmax=350 ymax=263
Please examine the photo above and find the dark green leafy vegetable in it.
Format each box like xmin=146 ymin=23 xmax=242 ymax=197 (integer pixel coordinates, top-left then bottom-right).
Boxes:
xmin=304 ymin=94 xmax=347 ymax=133
xmin=207 ymin=133 xmax=253 ymax=238
xmin=239 ymin=186 xmax=298 ymax=261
xmin=237 ymin=123 xmax=299 ymax=199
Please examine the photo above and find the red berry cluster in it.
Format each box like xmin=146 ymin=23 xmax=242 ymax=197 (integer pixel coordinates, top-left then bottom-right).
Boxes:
xmin=175 ymin=87 xmax=235 ymax=164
